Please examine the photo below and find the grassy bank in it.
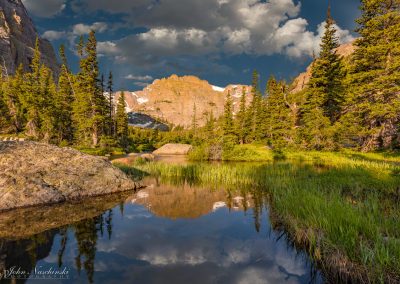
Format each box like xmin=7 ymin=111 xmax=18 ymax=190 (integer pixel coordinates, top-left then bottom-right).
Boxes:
xmin=118 ymin=153 xmax=400 ymax=283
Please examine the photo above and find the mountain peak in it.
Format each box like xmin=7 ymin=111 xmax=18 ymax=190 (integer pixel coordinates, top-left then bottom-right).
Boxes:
xmin=116 ymin=75 xmax=252 ymax=128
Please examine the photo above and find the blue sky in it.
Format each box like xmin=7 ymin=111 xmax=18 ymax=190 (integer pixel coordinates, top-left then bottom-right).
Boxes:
xmin=22 ymin=0 xmax=361 ymax=90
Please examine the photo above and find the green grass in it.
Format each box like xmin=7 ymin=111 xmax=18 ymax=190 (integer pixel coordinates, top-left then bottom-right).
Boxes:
xmin=119 ymin=153 xmax=400 ymax=283
xmin=75 ymin=147 xmax=125 ymax=156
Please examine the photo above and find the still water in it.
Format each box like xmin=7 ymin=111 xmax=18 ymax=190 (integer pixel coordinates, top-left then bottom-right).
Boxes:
xmin=0 ymin=177 xmax=323 ymax=284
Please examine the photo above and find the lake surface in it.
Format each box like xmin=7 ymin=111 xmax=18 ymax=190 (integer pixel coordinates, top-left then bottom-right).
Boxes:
xmin=0 ymin=176 xmax=323 ymax=284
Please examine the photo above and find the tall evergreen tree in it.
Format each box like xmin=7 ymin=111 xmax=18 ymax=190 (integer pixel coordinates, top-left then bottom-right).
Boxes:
xmin=107 ymin=72 xmax=114 ymax=136
xmin=248 ymin=70 xmax=264 ymax=142
xmin=24 ymin=38 xmax=42 ymax=138
xmin=236 ymin=86 xmax=248 ymax=144
xmin=56 ymin=45 xmax=75 ymax=143
xmin=223 ymin=91 xmax=235 ymax=141
xmin=265 ymin=76 xmax=291 ymax=148
xmin=115 ymin=92 xmax=129 ymax=142
xmin=205 ymin=110 xmax=216 ymax=140
xmin=73 ymin=31 xmax=108 ymax=146
xmin=39 ymin=65 xmax=57 ymax=142
xmin=342 ymin=0 xmax=400 ymax=150
xmin=0 ymin=79 xmax=11 ymax=133
xmin=3 ymin=64 xmax=25 ymax=133
xmin=191 ymin=103 xmax=198 ymax=131
xmin=300 ymin=6 xmax=345 ymax=150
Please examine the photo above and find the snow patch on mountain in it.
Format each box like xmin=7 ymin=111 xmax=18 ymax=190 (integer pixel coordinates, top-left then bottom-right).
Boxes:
xmin=212 ymin=85 xmax=225 ymax=92
xmin=137 ymin=97 xmax=149 ymax=105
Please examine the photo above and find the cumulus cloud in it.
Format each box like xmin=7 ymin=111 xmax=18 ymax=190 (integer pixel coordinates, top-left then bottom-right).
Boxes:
xmin=72 ymin=22 xmax=108 ymax=35
xmin=22 ymin=0 xmax=66 ymax=18
xmin=85 ymin=0 xmax=354 ymax=69
xmin=42 ymin=30 xmax=67 ymax=41
xmin=46 ymin=0 xmax=355 ymax=82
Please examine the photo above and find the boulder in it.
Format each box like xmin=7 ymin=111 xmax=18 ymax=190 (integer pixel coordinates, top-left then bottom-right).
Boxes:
xmin=153 ymin=143 xmax=193 ymax=155
xmin=0 ymin=141 xmax=139 ymax=212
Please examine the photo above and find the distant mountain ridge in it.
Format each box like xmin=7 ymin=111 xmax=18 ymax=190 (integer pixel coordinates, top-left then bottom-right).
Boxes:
xmin=0 ymin=0 xmax=59 ymax=75
xmin=116 ymin=75 xmax=252 ymax=128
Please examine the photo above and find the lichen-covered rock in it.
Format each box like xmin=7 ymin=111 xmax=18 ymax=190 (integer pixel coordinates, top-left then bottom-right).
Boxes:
xmin=0 ymin=141 xmax=139 ymax=212
xmin=0 ymin=0 xmax=59 ymax=75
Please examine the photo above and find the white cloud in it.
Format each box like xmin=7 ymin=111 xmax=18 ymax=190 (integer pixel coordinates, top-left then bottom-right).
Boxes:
xmin=42 ymin=30 xmax=66 ymax=41
xmin=125 ymin=75 xmax=154 ymax=81
xmin=72 ymin=22 xmax=108 ymax=35
xmin=90 ymin=0 xmax=354 ymax=68
xmin=22 ymin=0 xmax=66 ymax=18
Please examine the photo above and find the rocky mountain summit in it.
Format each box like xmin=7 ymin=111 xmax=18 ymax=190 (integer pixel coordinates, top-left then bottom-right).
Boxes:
xmin=0 ymin=141 xmax=139 ymax=212
xmin=116 ymin=75 xmax=252 ymax=128
xmin=0 ymin=0 xmax=59 ymax=75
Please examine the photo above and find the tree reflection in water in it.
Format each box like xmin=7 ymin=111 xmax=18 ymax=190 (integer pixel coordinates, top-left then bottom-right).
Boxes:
xmin=0 ymin=185 xmax=283 ymax=284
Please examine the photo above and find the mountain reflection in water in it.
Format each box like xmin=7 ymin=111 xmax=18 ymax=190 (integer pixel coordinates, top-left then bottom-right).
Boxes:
xmin=0 ymin=177 xmax=323 ymax=284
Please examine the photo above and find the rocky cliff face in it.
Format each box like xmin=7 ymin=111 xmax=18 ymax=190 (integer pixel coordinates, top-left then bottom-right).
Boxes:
xmin=116 ymin=75 xmax=252 ymax=128
xmin=0 ymin=0 xmax=59 ymax=75
xmin=291 ymin=42 xmax=356 ymax=93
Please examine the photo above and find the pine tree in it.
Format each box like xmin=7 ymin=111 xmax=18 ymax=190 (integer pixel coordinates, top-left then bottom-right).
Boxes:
xmin=39 ymin=65 xmax=57 ymax=142
xmin=342 ymin=0 xmax=400 ymax=150
xmin=191 ymin=103 xmax=198 ymax=131
xmin=56 ymin=45 xmax=75 ymax=143
xmin=73 ymin=31 xmax=108 ymax=146
xmin=236 ymin=86 xmax=248 ymax=144
xmin=3 ymin=64 xmax=25 ymax=133
xmin=115 ymin=91 xmax=129 ymax=142
xmin=0 ymin=78 xmax=11 ymax=133
xmin=300 ymin=6 xmax=345 ymax=150
xmin=223 ymin=91 xmax=235 ymax=141
xmin=24 ymin=38 xmax=42 ymax=138
xmin=248 ymin=70 xmax=264 ymax=142
xmin=107 ymin=71 xmax=114 ymax=136
xmin=86 ymin=31 xmax=107 ymax=146
xmin=205 ymin=110 xmax=216 ymax=140
xmin=265 ymin=76 xmax=291 ymax=148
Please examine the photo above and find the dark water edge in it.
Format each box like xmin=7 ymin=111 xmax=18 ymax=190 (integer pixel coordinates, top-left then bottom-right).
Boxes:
xmin=0 ymin=177 xmax=324 ymax=284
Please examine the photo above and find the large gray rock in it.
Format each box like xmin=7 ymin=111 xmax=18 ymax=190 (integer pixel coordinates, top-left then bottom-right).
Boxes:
xmin=153 ymin=143 xmax=193 ymax=155
xmin=0 ymin=0 xmax=59 ymax=75
xmin=0 ymin=141 xmax=139 ymax=212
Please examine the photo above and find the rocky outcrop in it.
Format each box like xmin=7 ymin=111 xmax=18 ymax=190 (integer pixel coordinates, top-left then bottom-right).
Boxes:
xmin=0 ymin=141 xmax=139 ymax=212
xmin=0 ymin=0 xmax=59 ymax=75
xmin=116 ymin=75 xmax=252 ymax=128
xmin=153 ymin=143 xmax=193 ymax=155
xmin=291 ymin=42 xmax=356 ymax=93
